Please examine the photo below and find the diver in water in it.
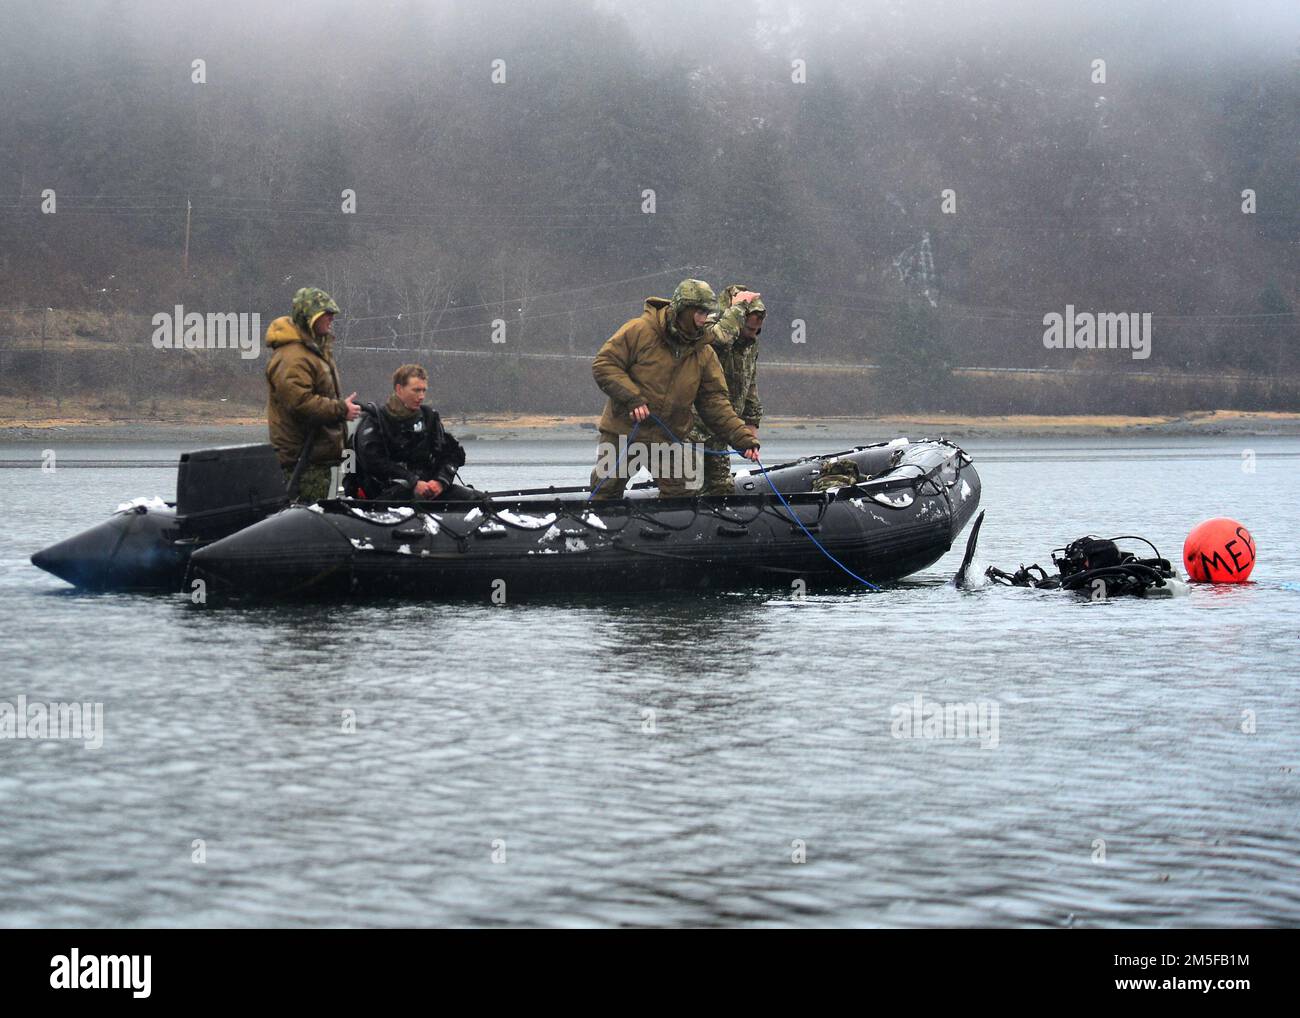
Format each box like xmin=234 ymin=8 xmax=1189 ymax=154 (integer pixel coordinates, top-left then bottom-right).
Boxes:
xmin=956 ymin=512 xmax=1185 ymax=598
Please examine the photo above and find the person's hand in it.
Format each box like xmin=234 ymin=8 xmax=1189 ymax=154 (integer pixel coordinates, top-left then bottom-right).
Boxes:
xmin=343 ymin=392 xmax=361 ymax=421
xmin=730 ymin=290 xmax=761 ymax=308
xmin=630 ymin=404 xmax=650 ymax=423
xmin=742 ymin=446 xmax=761 ymax=462
xmin=416 ymin=480 xmax=444 ymax=498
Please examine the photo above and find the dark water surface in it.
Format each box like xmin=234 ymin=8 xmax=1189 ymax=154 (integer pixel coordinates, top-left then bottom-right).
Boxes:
xmin=2 ymin=434 xmax=1298 ymax=927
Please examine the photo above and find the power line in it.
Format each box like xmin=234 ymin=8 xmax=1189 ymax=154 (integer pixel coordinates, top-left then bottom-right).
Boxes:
xmin=343 ymin=266 xmax=704 ymax=323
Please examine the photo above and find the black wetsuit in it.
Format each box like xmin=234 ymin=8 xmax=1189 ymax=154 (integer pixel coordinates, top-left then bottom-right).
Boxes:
xmin=351 ymin=402 xmax=476 ymax=501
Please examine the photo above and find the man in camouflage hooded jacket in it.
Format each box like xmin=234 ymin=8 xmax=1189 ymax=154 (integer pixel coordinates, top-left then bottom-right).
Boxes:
xmin=689 ymin=284 xmax=765 ymax=495
xmin=264 ymin=287 xmax=360 ymax=502
xmin=589 ymin=279 xmax=760 ymax=499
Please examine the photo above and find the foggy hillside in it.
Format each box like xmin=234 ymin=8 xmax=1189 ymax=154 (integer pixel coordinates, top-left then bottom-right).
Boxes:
xmin=0 ymin=0 xmax=1295 ymax=414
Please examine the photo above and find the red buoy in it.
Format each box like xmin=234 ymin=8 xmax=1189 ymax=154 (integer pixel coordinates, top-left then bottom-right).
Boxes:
xmin=1183 ymin=518 xmax=1255 ymax=583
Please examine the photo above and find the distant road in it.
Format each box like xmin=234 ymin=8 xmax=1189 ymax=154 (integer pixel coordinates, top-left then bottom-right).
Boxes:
xmin=338 ymin=345 xmax=1282 ymax=385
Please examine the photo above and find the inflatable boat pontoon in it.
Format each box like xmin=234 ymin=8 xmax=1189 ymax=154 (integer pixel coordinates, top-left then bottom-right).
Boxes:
xmin=33 ymin=438 xmax=982 ymax=599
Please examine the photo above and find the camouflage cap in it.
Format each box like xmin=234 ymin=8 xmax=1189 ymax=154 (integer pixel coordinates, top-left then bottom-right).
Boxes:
xmin=722 ymin=284 xmax=765 ymax=317
xmin=291 ymin=287 xmax=341 ymax=333
xmin=670 ymin=278 xmax=718 ymax=315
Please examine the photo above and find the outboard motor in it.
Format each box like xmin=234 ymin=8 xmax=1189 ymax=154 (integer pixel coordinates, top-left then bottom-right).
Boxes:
xmin=31 ymin=444 xmax=289 ymax=591
xmin=174 ymin=444 xmax=290 ymax=537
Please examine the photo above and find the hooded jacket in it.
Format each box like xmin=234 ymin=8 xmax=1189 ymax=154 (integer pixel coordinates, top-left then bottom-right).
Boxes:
xmin=592 ymin=298 xmax=757 ymax=450
xmin=690 ymin=286 xmax=763 ymax=441
xmin=704 ymin=335 xmax=761 ymax=422
xmin=264 ymin=313 xmax=348 ymax=468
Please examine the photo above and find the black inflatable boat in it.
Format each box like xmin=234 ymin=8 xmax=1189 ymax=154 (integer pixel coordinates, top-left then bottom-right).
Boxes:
xmin=30 ymin=443 xmax=289 ymax=592
xmin=33 ymin=438 xmax=981 ymax=598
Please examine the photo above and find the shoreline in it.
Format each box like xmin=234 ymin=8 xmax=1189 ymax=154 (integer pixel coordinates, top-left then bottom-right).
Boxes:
xmin=3 ymin=408 xmax=1300 ymax=443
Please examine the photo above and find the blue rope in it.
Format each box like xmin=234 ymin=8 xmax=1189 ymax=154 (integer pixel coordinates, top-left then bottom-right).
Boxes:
xmin=592 ymin=412 xmax=881 ymax=591
xmin=750 ymin=456 xmax=883 ymax=592
xmin=587 ymin=419 xmax=642 ymax=501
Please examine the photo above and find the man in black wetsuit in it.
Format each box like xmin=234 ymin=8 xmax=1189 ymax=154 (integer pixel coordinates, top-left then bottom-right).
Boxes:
xmin=347 ymin=364 xmax=479 ymax=502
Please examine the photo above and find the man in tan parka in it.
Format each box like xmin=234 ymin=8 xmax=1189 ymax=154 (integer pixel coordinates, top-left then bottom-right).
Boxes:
xmin=589 ymin=279 xmax=760 ymax=499
xmin=264 ymin=286 xmax=360 ymax=501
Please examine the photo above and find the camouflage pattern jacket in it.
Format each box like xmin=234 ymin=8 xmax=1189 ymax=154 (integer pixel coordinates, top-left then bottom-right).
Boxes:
xmin=689 ymin=323 xmax=762 ymax=443
xmin=592 ymin=298 xmax=757 ymax=450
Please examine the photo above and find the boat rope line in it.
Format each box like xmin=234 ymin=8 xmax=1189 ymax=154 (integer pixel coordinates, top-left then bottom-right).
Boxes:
xmin=751 ymin=461 xmax=882 ymax=591
xmin=341 ymin=414 xmax=962 ymax=590
xmin=606 ymin=539 xmax=816 ymax=575
xmin=631 ymin=412 xmax=883 ymax=591
xmin=587 ymin=418 xmax=649 ymax=501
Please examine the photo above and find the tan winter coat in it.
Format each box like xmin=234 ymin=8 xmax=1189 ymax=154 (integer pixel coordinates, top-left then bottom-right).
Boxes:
xmin=592 ymin=298 xmax=758 ymax=450
xmin=264 ymin=317 xmax=348 ymax=468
